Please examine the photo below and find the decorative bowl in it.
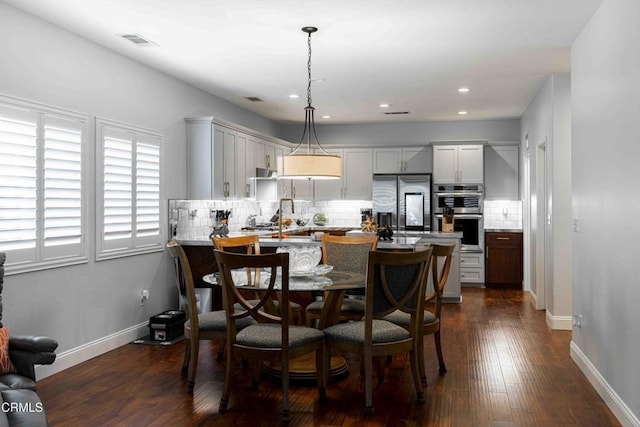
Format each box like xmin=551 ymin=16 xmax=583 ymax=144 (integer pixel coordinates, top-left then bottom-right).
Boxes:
xmin=312 ymin=213 xmax=327 ymax=226
xmin=276 ymin=246 xmax=322 ymax=274
xmin=295 ymin=218 xmax=309 ymax=226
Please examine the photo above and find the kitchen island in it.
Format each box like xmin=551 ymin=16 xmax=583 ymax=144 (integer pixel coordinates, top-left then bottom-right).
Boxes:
xmin=174 ymin=228 xmax=463 ymax=307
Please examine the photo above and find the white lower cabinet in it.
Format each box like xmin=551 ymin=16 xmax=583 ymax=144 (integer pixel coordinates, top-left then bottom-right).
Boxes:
xmin=417 ymin=237 xmax=461 ymax=303
xmin=460 ymin=252 xmax=485 ymax=285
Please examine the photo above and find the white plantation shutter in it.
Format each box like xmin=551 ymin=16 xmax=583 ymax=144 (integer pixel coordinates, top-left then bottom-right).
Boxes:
xmin=43 ymin=115 xmax=83 ymax=257
xmin=0 ymin=97 xmax=88 ymax=273
xmin=135 ymin=140 xmax=160 ymax=241
xmin=0 ymin=105 xmax=37 ymax=260
xmin=103 ymin=131 xmax=133 ymax=242
xmin=97 ymin=118 xmax=163 ymax=259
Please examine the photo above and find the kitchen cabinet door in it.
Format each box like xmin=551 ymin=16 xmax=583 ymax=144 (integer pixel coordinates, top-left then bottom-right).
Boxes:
xmin=313 ymin=148 xmax=344 ymax=201
xmin=432 ymin=145 xmax=458 ymax=183
xmin=313 ymin=148 xmax=372 ymax=200
xmin=403 ymin=146 xmax=431 ymax=173
xmin=185 ymin=119 xmax=240 ymax=199
xmin=485 ymin=145 xmax=519 ymax=200
xmin=343 ymin=148 xmax=373 ymax=199
xmin=433 ymin=144 xmax=483 ymax=184
xmin=458 ymin=145 xmax=484 ymax=183
xmin=373 ymin=148 xmax=402 ymax=173
xmin=485 ymin=232 xmax=523 ymax=286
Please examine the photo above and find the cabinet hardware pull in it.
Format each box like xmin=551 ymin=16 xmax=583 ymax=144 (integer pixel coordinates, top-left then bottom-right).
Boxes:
xmin=486 ymin=248 xmax=489 ymax=259
xmin=266 ymin=154 xmax=270 ymax=169
xmin=496 ymin=237 xmax=510 ymax=240
xmin=246 ymin=183 xmax=250 ymax=197
xmin=293 ymin=186 xmax=296 ymax=198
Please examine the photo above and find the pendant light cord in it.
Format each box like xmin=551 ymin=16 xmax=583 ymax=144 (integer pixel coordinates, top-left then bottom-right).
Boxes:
xmin=307 ymin=30 xmax=313 ymax=108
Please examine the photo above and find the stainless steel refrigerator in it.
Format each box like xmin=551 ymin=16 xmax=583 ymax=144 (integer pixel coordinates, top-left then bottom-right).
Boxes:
xmin=372 ymin=174 xmax=432 ymax=234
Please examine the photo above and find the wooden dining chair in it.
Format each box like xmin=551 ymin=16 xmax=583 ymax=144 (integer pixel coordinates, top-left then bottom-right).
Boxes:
xmin=212 ymin=235 xmax=302 ymax=324
xmin=305 ymin=234 xmax=378 ymax=327
xmin=385 ymin=242 xmax=455 ymax=383
xmin=214 ymin=250 xmax=327 ymax=421
xmin=166 ymin=240 xmax=255 ymax=392
xmin=322 ymin=248 xmax=433 ymax=415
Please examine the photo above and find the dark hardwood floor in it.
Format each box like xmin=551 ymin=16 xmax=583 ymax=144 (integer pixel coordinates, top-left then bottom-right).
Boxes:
xmin=37 ymin=288 xmax=620 ymax=426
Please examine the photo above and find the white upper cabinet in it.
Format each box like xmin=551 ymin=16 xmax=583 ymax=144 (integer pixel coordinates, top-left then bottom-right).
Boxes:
xmin=186 ymin=118 xmax=241 ymax=199
xmin=372 ymin=146 xmax=431 ymax=174
xmin=484 ymin=145 xmax=519 ymax=200
xmin=186 ymin=117 xmax=292 ymax=199
xmin=433 ymin=144 xmax=484 ymax=184
xmin=314 ymin=148 xmax=373 ymax=200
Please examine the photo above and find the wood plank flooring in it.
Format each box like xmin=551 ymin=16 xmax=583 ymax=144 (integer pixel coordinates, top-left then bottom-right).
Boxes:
xmin=37 ymin=288 xmax=621 ymax=426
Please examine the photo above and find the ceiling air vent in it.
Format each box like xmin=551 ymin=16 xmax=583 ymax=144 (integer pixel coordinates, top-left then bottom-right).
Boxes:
xmin=384 ymin=111 xmax=411 ymax=115
xmin=118 ymin=34 xmax=157 ymax=47
xmin=244 ymin=96 xmax=265 ymax=102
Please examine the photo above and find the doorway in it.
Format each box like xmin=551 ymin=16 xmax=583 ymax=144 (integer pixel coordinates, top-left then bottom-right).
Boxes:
xmin=534 ymin=140 xmax=547 ymax=310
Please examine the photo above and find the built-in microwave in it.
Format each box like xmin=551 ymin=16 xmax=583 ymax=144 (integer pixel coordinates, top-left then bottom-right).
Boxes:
xmin=433 ymin=184 xmax=483 ymax=214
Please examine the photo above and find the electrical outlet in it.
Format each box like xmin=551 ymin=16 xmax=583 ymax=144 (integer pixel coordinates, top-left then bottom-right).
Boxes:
xmin=573 ymin=314 xmax=583 ymax=328
xmin=573 ymin=219 xmax=580 ymax=233
xmin=210 ymin=209 xmax=216 ymax=218
xmin=140 ymin=289 xmax=150 ymax=306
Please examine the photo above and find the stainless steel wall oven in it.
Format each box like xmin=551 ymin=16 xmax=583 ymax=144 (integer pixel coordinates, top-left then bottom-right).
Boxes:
xmin=433 ymin=184 xmax=484 ymax=252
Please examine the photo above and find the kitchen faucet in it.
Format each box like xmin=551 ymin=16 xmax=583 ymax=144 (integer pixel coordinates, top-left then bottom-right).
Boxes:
xmin=278 ymin=197 xmax=295 ymax=239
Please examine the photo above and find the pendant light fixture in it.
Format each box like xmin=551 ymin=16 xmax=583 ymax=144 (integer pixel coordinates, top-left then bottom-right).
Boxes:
xmin=279 ymin=26 xmax=342 ymax=180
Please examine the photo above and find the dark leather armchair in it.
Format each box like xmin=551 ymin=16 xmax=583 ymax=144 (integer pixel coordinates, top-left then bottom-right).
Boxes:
xmin=0 ymin=252 xmax=58 ymax=426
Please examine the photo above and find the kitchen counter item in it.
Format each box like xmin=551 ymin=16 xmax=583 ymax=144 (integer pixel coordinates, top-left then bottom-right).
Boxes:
xmin=313 ymin=213 xmax=327 ymax=226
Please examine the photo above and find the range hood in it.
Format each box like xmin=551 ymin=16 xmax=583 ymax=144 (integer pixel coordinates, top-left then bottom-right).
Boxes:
xmin=255 ymin=168 xmax=277 ymax=179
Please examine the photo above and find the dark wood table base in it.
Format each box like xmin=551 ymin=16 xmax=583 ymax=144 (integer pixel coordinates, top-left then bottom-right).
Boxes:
xmin=262 ymin=353 xmax=349 ymax=383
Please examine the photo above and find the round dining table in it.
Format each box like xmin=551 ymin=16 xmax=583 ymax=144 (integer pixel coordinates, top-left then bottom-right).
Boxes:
xmin=202 ymin=268 xmax=365 ymax=381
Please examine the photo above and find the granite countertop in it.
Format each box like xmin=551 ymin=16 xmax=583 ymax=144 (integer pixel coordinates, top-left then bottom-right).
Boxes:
xmin=175 ymin=227 xmax=462 ymax=249
xmin=176 ymin=235 xmax=423 ymax=250
xmin=485 ymin=229 xmax=523 ymax=233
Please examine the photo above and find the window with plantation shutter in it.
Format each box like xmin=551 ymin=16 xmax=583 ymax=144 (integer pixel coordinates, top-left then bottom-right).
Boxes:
xmin=96 ymin=118 xmax=163 ymax=260
xmin=0 ymin=96 xmax=88 ymax=274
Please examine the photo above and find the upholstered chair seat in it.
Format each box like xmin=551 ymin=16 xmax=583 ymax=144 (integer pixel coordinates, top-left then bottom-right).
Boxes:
xmin=323 ymin=319 xmax=410 ymax=345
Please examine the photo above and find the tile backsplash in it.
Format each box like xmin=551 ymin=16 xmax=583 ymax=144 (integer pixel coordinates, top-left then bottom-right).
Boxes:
xmin=483 ymin=200 xmax=522 ymax=230
xmin=169 ymin=198 xmax=522 ymax=239
xmin=169 ymin=199 xmax=372 ymax=239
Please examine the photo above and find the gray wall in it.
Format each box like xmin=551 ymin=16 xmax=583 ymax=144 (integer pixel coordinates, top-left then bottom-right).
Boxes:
xmin=520 ymin=73 xmax=573 ymax=325
xmin=281 ymin=119 xmax=520 ymax=147
xmin=571 ymin=0 xmax=640 ymax=422
xmin=0 ymin=2 xmax=281 ymax=366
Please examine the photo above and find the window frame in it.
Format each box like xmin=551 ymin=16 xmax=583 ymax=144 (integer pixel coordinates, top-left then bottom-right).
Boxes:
xmin=95 ymin=117 xmax=165 ymax=261
xmin=0 ymin=94 xmax=89 ymax=275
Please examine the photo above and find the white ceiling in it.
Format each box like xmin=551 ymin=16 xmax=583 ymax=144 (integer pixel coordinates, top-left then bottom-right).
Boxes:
xmin=4 ymin=0 xmax=603 ymax=124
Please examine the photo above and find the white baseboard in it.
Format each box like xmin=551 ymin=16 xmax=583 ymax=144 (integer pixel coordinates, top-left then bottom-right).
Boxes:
xmin=545 ymin=311 xmax=572 ymax=330
xmin=570 ymin=341 xmax=640 ymax=427
xmin=34 ymin=322 xmax=148 ymax=380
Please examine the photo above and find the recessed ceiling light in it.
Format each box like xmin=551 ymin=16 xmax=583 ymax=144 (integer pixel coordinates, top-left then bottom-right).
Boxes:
xmin=322 ymin=115 xmax=331 ymax=119
xmin=458 ymin=87 xmax=470 ymax=93
xmin=458 ymin=111 xmax=468 ymax=115
xmin=379 ymin=103 xmax=390 ymax=108
xmin=289 ymin=94 xmax=299 ymax=99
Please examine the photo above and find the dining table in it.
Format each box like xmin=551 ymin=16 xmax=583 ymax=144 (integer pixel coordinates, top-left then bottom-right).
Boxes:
xmin=202 ymin=267 xmax=365 ymax=382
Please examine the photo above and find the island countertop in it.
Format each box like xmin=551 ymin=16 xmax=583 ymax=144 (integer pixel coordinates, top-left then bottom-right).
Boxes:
xmin=175 ymin=235 xmax=422 ymax=250
xmin=175 ymin=229 xmax=462 ymax=250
